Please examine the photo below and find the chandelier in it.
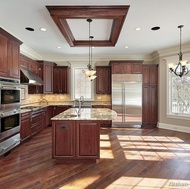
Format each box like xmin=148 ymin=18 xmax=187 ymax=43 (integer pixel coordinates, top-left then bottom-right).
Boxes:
xmin=169 ymin=25 xmax=189 ymax=78
xmin=83 ymin=19 xmax=97 ymax=81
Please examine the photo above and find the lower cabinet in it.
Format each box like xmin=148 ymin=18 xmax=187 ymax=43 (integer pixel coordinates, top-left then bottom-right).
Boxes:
xmin=53 ymin=105 xmax=71 ymax=117
xmin=21 ymin=112 xmax=31 ymax=142
xmin=31 ymin=109 xmax=45 ymax=136
xmin=52 ymin=120 xmax=100 ymax=162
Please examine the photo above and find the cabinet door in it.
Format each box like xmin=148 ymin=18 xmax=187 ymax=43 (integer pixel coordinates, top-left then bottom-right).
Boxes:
xmin=76 ymin=121 xmax=100 ymax=159
xmin=143 ymin=65 xmax=158 ymax=85
xmin=21 ymin=112 xmax=31 ymax=142
xmin=0 ymin=34 xmax=8 ymax=77
xmin=132 ymin=63 xmax=142 ymax=74
xmin=8 ymin=40 xmax=20 ymax=78
xmin=53 ymin=67 xmax=68 ymax=94
xmin=52 ymin=121 xmax=75 ymax=158
xmin=96 ymin=66 xmax=111 ymax=94
xmin=43 ymin=62 xmax=54 ymax=93
xmin=142 ymin=85 xmax=158 ymax=127
xmin=53 ymin=106 xmax=71 ymax=116
xmin=123 ymin=63 xmax=131 ymax=73
xmin=111 ymin=63 xmax=122 ymax=74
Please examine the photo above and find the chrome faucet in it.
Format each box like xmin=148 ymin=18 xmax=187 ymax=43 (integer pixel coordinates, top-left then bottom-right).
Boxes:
xmin=73 ymin=96 xmax=84 ymax=116
xmin=40 ymin=98 xmax=48 ymax=105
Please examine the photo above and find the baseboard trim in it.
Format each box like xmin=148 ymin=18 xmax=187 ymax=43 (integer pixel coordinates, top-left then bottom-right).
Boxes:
xmin=157 ymin=122 xmax=190 ymax=133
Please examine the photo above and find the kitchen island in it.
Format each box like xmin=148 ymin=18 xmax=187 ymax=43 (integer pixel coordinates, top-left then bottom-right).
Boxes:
xmin=51 ymin=108 xmax=117 ymax=163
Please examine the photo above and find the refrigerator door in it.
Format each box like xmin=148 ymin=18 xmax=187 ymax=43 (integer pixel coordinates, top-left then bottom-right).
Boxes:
xmin=112 ymin=81 xmax=124 ymax=123
xmin=112 ymin=74 xmax=142 ymax=127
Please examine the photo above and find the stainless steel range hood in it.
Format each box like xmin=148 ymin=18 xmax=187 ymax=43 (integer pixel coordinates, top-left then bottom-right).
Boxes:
xmin=20 ymin=68 xmax=43 ymax=85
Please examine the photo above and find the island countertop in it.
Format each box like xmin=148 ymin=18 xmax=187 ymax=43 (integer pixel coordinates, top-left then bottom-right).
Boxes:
xmin=51 ymin=108 xmax=117 ymax=121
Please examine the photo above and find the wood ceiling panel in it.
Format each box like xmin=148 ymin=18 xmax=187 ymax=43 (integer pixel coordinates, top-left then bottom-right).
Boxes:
xmin=46 ymin=6 xmax=130 ymax=47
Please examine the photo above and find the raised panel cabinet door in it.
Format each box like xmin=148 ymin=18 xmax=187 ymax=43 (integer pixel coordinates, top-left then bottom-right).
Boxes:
xmin=76 ymin=121 xmax=100 ymax=159
xmin=142 ymin=86 xmax=150 ymax=124
xmin=8 ymin=40 xmax=20 ymax=78
xmin=21 ymin=112 xmax=31 ymax=142
xmin=96 ymin=66 xmax=111 ymax=94
xmin=150 ymin=65 xmax=158 ymax=85
xmin=43 ymin=62 xmax=53 ymax=93
xmin=123 ymin=63 xmax=131 ymax=73
xmin=61 ymin=68 xmax=68 ymax=94
xmin=149 ymin=86 xmax=158 ymax=124
xmin=52 ymin=121 xmax=75 ymax=158
xmin=132 ymin=63 xmax=142 ymax=74
xmin=111 ymin=63 xmax=122 ymax=74
xmin=142 ymin=66 xmax=150 ymax=85
xmin=0 ymin=34 xmax=8 ymax=77
xmin=53 ymin=67 xmax=61 ymax=93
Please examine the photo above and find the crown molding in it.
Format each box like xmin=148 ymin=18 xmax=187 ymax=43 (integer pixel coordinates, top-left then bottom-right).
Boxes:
xmin=20 ymin=43 xmax=42 ymax=60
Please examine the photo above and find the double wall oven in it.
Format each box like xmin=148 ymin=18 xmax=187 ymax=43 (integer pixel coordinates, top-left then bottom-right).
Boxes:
xmin=0 ymin=77 xmax=21 ymax=156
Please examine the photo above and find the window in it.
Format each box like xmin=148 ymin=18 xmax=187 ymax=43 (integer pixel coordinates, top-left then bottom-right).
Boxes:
xmin=72 ymin=67 xmax=94 ymax=100
xmin=168 ymin=71 xmax=190 ymax=119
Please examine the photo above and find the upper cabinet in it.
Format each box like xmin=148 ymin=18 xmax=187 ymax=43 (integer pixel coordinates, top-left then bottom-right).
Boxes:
xmin=96 ymin=66 xmax=111 ymax=94
xmin=53 ymin=66 xmax=68 ymax=94
xmin=110 ymin=60 xmax=143 ymax=74
xmin=38 ymin=61 xmax=55 ymax=94
xmin=0 ymin=28 xmax=22 ymax=79
xmin=142 ymin=64 xmax=158 ymax=85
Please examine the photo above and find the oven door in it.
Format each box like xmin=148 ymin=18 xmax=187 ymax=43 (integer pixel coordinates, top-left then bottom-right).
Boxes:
xmin=0 ymin=109 xmax=20 ymax=141
xmin=0 ymin=85 xmax=20 ymax=110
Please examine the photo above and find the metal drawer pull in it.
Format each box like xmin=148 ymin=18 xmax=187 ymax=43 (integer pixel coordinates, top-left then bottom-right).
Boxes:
xmin=60 ymin=125 xmax=67 ymax=130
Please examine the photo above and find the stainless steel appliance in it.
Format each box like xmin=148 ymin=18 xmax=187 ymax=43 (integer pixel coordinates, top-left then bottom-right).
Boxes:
xmin=0 ymin=77 xmax=20 ymax=110
xmin=0 ymin=108 xmax=21 ymax=156
xmin=0 ymin=77 xmax=21 ymax=156
xmin=112 ymin=74 xmax=142 ymax=127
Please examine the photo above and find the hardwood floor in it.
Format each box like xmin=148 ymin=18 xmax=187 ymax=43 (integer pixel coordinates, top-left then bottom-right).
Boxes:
xmin=1 ymin=127 xmax=190 ymax=189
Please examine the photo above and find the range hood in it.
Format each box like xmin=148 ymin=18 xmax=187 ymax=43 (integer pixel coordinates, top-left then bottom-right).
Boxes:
xmin=20 ymin=68 xmax=43 ymax=85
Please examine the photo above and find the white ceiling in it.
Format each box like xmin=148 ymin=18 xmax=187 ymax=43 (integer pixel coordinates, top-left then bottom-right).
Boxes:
xmin=1 ymin=0 xmax=190 ymax=63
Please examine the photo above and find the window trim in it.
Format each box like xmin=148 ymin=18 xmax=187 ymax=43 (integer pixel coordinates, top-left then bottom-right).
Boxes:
xmin=71 ymin=65 xmax=95 ymax=101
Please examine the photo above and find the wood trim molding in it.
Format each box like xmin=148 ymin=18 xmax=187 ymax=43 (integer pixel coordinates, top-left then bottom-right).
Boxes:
xmin=46 ymin=6 xmax=130 ymax=47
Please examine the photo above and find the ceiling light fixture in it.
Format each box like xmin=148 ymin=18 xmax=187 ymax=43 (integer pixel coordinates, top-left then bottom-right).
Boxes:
xmin=135 ymin=27 xmax=142 ymax=31
xmin=83 ymin=19 xmax=96 ymax=81
xmin=40 ymin=27 xmax=47 ymax=31
xmin=169 ymin=25 xmax=189 ymax=78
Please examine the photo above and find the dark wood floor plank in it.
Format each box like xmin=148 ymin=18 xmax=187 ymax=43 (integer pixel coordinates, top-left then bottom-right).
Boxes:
xmin=1 ymin=126 xmax=190 ymax=189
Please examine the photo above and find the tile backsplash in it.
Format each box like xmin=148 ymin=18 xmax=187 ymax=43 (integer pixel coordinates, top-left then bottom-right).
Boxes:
xmin=20 ymin=85 xmax=111 ymax=105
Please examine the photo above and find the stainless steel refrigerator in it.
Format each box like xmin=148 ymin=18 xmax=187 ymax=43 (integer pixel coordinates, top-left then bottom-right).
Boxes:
xmin=112 ymin=74 xmax=142 ymax=127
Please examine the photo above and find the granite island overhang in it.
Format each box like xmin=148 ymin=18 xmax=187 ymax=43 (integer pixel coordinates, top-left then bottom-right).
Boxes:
xmin=51 ymin=108 xmax=117 ymax=163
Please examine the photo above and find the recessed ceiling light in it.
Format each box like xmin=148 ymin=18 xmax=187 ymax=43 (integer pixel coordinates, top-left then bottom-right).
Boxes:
xmin=135 ymin=27 xmax=142 ymax=31
xmin=151 ymin=26 xmax=160 ymax=31
xmin=25 ymin=27 xmax=34 ymax=31
xmin=125 ymin=46 xmax=129 ymax=49
xmin=57 ymin=46 xmax=61 ymax=49
xmin=40 ymin=28 xmax=47 ymax=32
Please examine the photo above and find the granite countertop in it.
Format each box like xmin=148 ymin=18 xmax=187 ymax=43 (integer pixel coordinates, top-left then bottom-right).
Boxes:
xmin=51 ymin=108 xmax=117 ymax=121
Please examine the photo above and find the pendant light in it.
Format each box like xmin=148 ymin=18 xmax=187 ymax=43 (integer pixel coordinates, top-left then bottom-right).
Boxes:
xmin=169 ymin=25 xmax=189 ymax=77
xmin=83 ymin=19 xmax=96 ymax=81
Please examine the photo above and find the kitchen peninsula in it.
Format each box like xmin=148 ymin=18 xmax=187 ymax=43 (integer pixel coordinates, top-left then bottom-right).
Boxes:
xmin=51 ymin=108 xmax=117 ymax=163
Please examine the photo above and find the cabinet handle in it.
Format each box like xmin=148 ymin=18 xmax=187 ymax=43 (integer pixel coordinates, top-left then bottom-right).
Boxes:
xmin=60 ymin=125 xmax=67 ymax=130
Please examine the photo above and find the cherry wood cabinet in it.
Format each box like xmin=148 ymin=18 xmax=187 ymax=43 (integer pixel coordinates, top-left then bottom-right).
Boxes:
xmin=110 ymin=60 xmax=143 ymax=74
xmin=53 ymin=66 xmax=68 ymax=94
xmin=31 ymin=108 xmax=45 ymax=136
xmin=53 ymin=105 xmax=71 ymax=117
xmin=96 ymin=66 xmax=111 ymax=94
xmin=142 ymin=65 xmax=158 ymax=128
xmin=52 ymin=120 xmax=100 ymax=162
xmin=40 ymin=61 xmax=55 ymax=94
xmin=20 ymin=112 xmax=31 ymax=142
xmin=0 ymin=28 xmax=22 ymax=79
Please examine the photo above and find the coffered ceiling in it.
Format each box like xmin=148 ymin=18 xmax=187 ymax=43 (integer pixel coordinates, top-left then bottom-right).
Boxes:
xmin=0 ymin=0 xmax=190 ymax=62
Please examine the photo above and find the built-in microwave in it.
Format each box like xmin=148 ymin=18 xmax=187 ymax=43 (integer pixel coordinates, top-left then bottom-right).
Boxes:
xmin=0 ymin=77 xmax=20 ymax=110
